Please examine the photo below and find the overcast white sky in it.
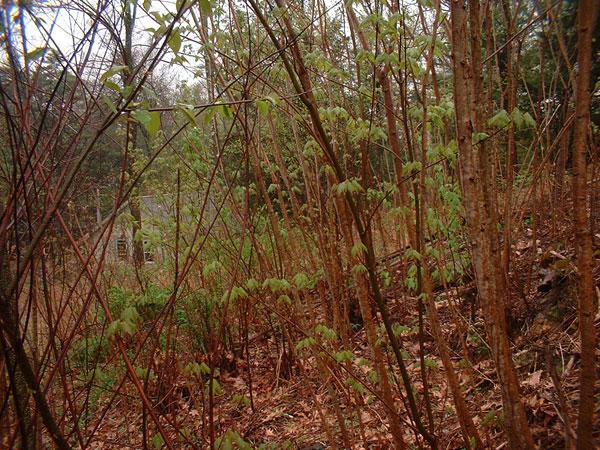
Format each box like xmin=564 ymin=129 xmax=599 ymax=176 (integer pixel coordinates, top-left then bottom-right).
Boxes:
xmin=19 ymin=0 xmax=190 ymax=85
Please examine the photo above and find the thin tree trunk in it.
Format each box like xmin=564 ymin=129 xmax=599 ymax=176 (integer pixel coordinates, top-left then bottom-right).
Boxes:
xmin=450 ymin=2 xmax=534 ymax=448
xmin=572 ymin=2 xmax=599 ymax=448
xmin=122 ymin=0 xmax=145 ymax=267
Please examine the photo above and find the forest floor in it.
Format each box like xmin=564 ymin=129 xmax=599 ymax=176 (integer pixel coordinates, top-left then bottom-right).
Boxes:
xmin=89 ymin=209 xmax=600 ymax=450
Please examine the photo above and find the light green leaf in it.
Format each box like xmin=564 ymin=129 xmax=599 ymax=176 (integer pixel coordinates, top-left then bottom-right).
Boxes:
xmin=177 ymin=104 xmax=198 ymax=126
xmin=100 ymin=65 xmax=128 ymax=82
xmin=199 ymin=0 xmax=211 ymax=15
xmin=488 ymin=109 xmax=510 ymax=129
xmin=335 ymin=179 xmax=363 ymax=195
xmin=392 ymin=323 xmax=410 ymax=337
xmin=219 ymin=104 xmax=232 ymax=119
xmin=365 ymin=370 xmax=377 ymax=384
xmin=346 ymin=377 xmax=366 ymax=395
xmin=222 ymin=286 xmax=248 ymax=303
xmin=405 ymin=248 xmax=422 ymax=261
xmin=107 ymin=320 xmax=121 ymax=339
xmin=352 ymin=263 xmax=368 ymax=275
xmin=202 ymin=260 xmax=221 ymax=277
xmin=234 ymin=434 xmax=252 ymax=450
xmin=314 ymin=324 xmax=337 ymax=340
xmin=256 ymin=99 xmax=270 ymax=115
xmin=351 ymin=242 xmax=367 ymax=258
xmin=511 ymin=108 xmax=524 ymax=130
xmin=26 ymin=46 xmax=46 ymax=61
xmin=262 ymin=278 xmax=291 ymax=292
xmin=103 ymin=97 xmax=117 ymax=113
xmin=335 ymin=350 xmax=354 ymax=362
xmin=296 ymin=337 xmax=317 ymax=351
xmin=132 ymin=109 xmax=161 ymax=137
xmin=121 ymin=306 xmax=140 ymax=324
xmin=522 ymin=112 xmax=536 ymax=129
xmin=320 ymin=164 xmax=335 ymax=176
xmin=104 ymin=80 xmax=122 ymax=93
xmin=472 ymin=131 xmax=489 ymax=144
xmin=135 ymin=366 xmax=152 ymax=380
xmin=120 ymin=320 xmax=137 ymax=336
xmin=232 ymin=286 xmax=248 ymax=300
xmin=293 ymin=272 xmax=310 ymax=290
xmin=402 ymin=160 xmax=422 ymax=176
xmin=199 ymin=362 xmax=210 ymax=374
xmin=425 ymin=358 xmax=439 ymax=369
xmin=202 ymin=107 xmax=216 ymax=125
xmin=381 ymin=270 xmax=391 ymax=288
xmin=151 ymin=433 xmax=165 ymax=450
xmin=277 ymin=294 xmax=292 ymax=305
xmin=184 ymin=361 xmax=210 ymax=377
xmin=168 ymin=30 xmax=182 ymax=54
xmin=245 ymin=278 xmax=260 ymax=292
xmin=209 ymin=379 xmax=222 ymax=395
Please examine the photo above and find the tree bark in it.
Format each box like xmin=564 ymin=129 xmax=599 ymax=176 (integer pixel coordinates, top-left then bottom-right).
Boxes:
xmin=450 ymin=1 xmax=535 ymax=448
xmin=572 ymin=1 xmax=599 ymax=448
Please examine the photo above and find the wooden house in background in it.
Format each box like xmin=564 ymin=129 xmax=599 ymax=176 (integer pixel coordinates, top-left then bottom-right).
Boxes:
xmin=94 ymin=192 xmax=217 ymax=265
